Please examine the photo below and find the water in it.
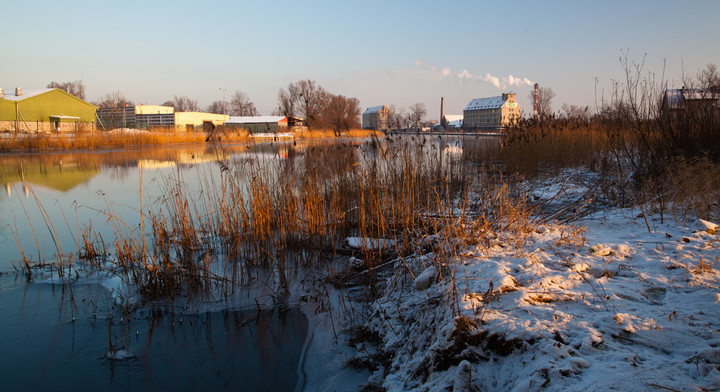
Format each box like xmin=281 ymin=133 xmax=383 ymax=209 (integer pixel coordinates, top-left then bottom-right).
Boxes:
xmin=0 ymin=275 xmax=308 ymax=391
xmin=0 ymin=135 xmax=500 ymax=389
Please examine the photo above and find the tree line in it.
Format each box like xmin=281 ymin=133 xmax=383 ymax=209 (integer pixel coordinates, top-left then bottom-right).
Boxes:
xmin=46 ymin=79 xmax=361 ymax=133
xmin=274 ymin=79 xmax=360 ymax=134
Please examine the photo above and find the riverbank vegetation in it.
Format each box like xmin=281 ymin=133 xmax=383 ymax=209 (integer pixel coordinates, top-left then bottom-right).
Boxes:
xmin=6 ymin=59 xmax=717 ymax=391
xmin=11 ymin=62 xmax=719 ymax=299
xmin=0 ymin=126 xmax=383 ymax=152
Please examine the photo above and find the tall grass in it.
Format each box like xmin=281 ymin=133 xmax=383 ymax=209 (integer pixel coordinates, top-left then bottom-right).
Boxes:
xmin=42 ymin=137 xmax=482 ymax=302
xmin=0 ymin=128 xmax=252 ymax=152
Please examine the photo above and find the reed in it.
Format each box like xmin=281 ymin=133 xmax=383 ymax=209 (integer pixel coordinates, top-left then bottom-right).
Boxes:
xmin=66 ymin=136 xmax=477 ymax=301
xmin=11 ymin=134 xmax=559 ymax=304
xmin=0 ymin=129 xmax=226 ymax=151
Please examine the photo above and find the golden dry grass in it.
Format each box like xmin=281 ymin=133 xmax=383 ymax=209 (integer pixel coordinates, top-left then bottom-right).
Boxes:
xmin=0 ymin=128 xmax=254 ymax=151
xmin=292 ymin=128 xmax=381 ymax=139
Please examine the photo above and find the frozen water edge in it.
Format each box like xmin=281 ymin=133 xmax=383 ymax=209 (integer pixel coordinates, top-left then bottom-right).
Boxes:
xmin=18 ymin=208 xmax=720 ymax=391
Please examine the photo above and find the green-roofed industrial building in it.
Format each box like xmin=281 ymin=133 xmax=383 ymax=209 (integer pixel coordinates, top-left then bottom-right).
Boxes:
xmin=0 ymin=87 xmax=97 ymax=132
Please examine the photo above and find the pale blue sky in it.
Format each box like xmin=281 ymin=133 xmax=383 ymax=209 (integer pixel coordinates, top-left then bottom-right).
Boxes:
xmin=2 ymin=0 xmax=719 ymax=119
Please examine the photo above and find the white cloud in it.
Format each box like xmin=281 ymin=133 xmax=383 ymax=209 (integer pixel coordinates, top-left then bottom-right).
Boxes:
xmin=415 ymin=61 xmax=533 ymax=89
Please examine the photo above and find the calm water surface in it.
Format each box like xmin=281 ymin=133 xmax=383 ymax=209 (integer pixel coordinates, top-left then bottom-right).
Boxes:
xmin=0 ymin=275 xmax=308 ymax=391
xmin=0 ymin=136 xmax=498 ymax=389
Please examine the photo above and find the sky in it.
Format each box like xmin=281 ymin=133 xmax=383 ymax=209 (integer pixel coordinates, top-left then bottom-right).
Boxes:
xmin=2 ymin=0 xmax=719 ymax=120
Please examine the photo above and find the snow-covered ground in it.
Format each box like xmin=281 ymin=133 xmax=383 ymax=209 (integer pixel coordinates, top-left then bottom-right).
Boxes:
xmin=354 ymin=209 xmax=720 ymax=391
xmin=19 ymin=180 xmax=720 ymax=391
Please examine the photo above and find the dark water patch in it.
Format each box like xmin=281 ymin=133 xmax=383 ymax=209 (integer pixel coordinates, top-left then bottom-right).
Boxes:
xmin=0 ymin=276 xmax=308 ymax=391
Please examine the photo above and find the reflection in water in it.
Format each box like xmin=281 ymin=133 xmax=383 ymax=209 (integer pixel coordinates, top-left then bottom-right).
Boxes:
xmin=0 ymin=136 xmax=502 ymax=389
xmin=0 ymin=276 xmax=308 ymax=391
xmin=0 ymin=137 xmax=500 ymax=273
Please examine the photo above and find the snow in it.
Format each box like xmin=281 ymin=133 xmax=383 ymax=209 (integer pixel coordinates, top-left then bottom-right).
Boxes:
xmin=14 ymin=173 xmax=720 ymax=391
xmin=698 ymin=219 xmax=719 ymax=234
xmin=415 ymin=266 xmax=437 ymax=290
xmin=226 ymin=116 xmax=286 ymax=124
xmin=106 ymin=128 xmax=151 ymax=135
xmin=106 ymin=348 xmax=135 ymax=361
xmin=251 ymin=132 xmax=293 ymax=139
xmin=344 ymin=237 xmax=395 ymax=250
xmin=360 ymin=211 xmax=720 ymax=391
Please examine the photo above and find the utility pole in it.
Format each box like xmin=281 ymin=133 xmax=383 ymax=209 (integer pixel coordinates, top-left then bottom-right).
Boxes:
xmin=219 ymin=88 xmax=228 ymax=115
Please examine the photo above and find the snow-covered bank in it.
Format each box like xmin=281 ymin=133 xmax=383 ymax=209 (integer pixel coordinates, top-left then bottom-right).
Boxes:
xmin=358 ymin=209 xmax=720 ymax=391
xmin=16 ymin=200 xmax=720 ymax=391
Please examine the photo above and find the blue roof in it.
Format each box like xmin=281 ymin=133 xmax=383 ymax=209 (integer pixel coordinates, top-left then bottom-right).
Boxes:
xmin=664 ymin=88 xmax=719 ymax=110
xmin=363 ymin=105 xmax=387 ymax=115
xmin=464 ymin=96 xmax=506 ymax=111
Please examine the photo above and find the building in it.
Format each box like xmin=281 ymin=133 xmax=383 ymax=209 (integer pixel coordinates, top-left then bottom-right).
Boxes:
xmin=362 ymin=105 xmax=391 ymax=130
xmin=97 ymin=105 xmax=175 ymax=130
xmin=662 ymin=88 xmax=720 ymax=115
xmin=0 ymin=88 xmax=97 ymax=132
xmin=97 ymin=105 xmax=227 ymax=131
xmin=442 ymin=115 xmax=463 ymax=131
xmin=225 ymin=116 xmax=289 ymax=133
xmin=174 ymin=112 xmax=229 ymax=132
xmin=462 ymin=93 xmax=520 ymax=131
xmin=97 ymin=106 xmax=136 ymax=129
xmin=135 ymin=105 xmax=175 ymax=128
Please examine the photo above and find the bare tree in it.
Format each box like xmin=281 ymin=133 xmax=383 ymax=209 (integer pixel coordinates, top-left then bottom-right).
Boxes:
xmin=93 ymin=91 xmax=133 ymax=108
xmin=207 ymin=100 xmax=226 ymax=114
xmin=229 ymin=91 xmax=259 ymax=116
xmin=560 ymin=103 xmax=590 ymax=123
xmin=295 ymin=80 xmax=328 ymax=129
xmin=322 ymin=94 xmax=361 ymax=135
xmin=275 ymin=80 xmax=329 ymax=128
xmin=388 ymin=105 xmax=408 ymax=130
xmin=48 ymin=80 xmax=86 ymax=100
xmin=528 ymin=86 xmax=556 ymax=121
xmin=276 ymin=80 xmax=363 ymax=131
xmin=276 ymin=84 xmax=299 ymax=117
xmin=698 ymin=63 xmax=719 ymax=91
xmin=409 ymin=102 xmax=427 ymax=130
xmin=163 ymin=95 xmax=199 ymax=112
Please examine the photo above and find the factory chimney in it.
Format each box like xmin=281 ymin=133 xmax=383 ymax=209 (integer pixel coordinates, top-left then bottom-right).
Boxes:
xmin=440 ymin=97 xmax=444 ymax=128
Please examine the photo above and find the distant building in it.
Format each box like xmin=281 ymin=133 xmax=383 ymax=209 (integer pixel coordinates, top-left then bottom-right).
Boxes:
xmin=97 ymin=106 xmax=135 ymax=129
xmin=662 ymin=88 xmax=719 ymax=115
xmin=97 ymin=105 xmax=228 ymax=131
xmin=443 ymin=115 xmax=463 ymax=130
xmin=225 ymin=116 xmax=289 ymax=133
xmin=462 ymin=93 xmax=520 ymax=130
xmin=97 ymin=105 xmax=175 ymax=130
xmin=362 ymin=105 xmax=391 ymax=130
xmin=432 ymin=115 xmax=463 ymax=131
xmin=135 ymin=105 xmax=175 ymax=128
xmin=0 ymin=88 xmax=97 ymax=132
xmin=174 ymin=112 xmax=229 ymax=132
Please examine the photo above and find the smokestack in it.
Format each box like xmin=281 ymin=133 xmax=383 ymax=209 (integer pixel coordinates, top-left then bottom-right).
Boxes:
xmin=533 ymin=83 xmax=539 ymax=119
xmin=440 ymin=97 xmax=444 ymax=128
xmin=15 ymin=87 xmax=22 ymax=97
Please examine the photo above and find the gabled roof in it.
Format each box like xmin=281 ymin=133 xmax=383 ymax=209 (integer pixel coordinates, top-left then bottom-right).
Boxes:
xmin=363 ymin=105 xmax=387 ymax=115
xmin=1 ymin=88 xmax=96 ymax=109
xmin=1 ymin=88 xmax=55 ymax=101
xmin=664 ymin=88 xmax=720 ymax=110
xmin=447 ymin=119 xmax=463 ymax=128
xmin=226 ymin=116 xmax=286 ymax=124
xmin=464 ymin=96 xmax=506 ymax=111
xmin=443 ymin=115 xmax=463 ymax=122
